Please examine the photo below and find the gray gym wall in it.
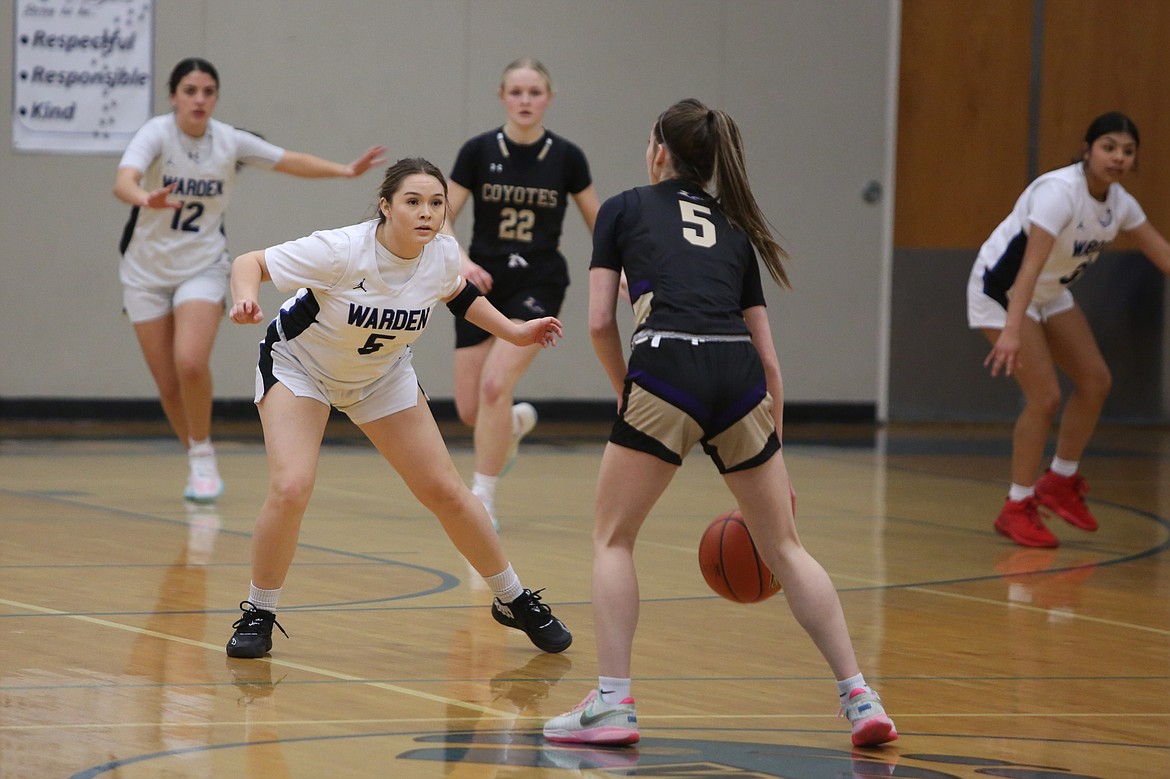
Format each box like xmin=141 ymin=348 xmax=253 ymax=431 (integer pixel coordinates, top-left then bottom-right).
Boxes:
xmin=888 ymin=248 xmax=1164 ymax=423
xmin=0 ymin=1 xmax=899 ymax=422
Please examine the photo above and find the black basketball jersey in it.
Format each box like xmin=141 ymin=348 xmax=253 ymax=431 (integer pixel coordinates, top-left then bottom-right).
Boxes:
xmin=592 ymin=179 xmax=766 ymax=335
xmin=450 ymin=127 xmax=591 ymax=259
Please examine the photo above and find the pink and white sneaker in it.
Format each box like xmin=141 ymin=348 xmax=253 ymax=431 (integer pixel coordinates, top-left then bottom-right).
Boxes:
xmin=543 ymin=688 xmax=639 ymax=745
xmin=184 ymin=445 xmax=223 ymax=503
xmin=840 ymin=688 xmax=898 ymax=747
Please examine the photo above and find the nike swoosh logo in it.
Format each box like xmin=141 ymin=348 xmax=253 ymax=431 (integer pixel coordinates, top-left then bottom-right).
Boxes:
xmin=579 ymin=706 xmax=632 ymax=728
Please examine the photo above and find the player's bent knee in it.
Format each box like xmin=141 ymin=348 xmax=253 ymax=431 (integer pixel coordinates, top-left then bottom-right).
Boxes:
xmin=268 ymin=478 xmax=314 ymax=511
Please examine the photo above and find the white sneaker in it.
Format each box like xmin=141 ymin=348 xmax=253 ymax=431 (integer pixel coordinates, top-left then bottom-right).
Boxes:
xmin=501 ymin=402 xmax=537 ymax=476
xmin=543 ymin=688 xmax=639 ymax=745
xmin=184 ymin=446 xmax=224 ymax=503
xmin=840 ymin=688 xmax=898 ymax=747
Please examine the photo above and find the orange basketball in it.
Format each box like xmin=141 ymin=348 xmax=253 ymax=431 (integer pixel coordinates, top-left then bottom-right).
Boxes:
xmin=698 ymin=509 xmax=782 ymax=603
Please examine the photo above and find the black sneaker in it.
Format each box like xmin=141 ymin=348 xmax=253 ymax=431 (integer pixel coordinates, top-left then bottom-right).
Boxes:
xmin=226 ymin=600 xmax=288 ymax=659
xmin=491 ymin=588 xmax=572 ymax=653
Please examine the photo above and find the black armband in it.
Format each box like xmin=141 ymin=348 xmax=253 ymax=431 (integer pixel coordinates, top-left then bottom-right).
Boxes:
xmin=445 ymin=281 xmax=482 ymax=318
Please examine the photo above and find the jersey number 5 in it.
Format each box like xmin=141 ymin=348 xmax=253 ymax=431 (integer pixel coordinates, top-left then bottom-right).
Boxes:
xmin=358 ymin=333 xmax=397 ymax=355
xmin=679 ymin=201 xmax=716 ymax=247
xmin=1059 ymin=259 xmax=1093 ymax=285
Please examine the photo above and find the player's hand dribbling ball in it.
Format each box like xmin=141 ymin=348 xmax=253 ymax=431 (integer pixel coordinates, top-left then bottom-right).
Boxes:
xmin=698 ymin=509 xmax=782 ymax=603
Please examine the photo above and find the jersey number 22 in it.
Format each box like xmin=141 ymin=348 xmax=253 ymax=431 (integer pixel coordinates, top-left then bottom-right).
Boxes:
xmin=499 ymin=207 xmax=534 ymax=242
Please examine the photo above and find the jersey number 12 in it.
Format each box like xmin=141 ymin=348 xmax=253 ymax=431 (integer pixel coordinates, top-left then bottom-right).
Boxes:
xmin=170 ymin=201 xmax=204 ymax=233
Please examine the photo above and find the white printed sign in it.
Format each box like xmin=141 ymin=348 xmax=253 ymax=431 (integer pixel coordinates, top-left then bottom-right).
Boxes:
xmin=12 ymin=0 xmax=154 ymax=154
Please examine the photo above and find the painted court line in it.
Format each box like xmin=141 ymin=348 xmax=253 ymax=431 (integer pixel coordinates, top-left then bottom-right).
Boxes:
xmin=0 ymin=597 xmax=518 ymax=719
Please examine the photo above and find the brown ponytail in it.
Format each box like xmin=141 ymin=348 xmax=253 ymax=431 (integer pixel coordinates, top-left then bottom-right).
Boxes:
xmin=655 ymin=98 xmax=790 ymax=288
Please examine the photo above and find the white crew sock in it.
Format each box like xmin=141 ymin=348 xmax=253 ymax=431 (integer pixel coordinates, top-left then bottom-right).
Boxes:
xmin=598 ymin=676 xmax=632 ymax=704
xmin=1050 ymin=457 xmax=1078 ymax=478
xmin=1008 ymin=483 xmax=1035 ymax=502
xmin=248 ymin=583 xmax=281 ymax=612
xmin=484 ymin=564 xmax=523 ymax=604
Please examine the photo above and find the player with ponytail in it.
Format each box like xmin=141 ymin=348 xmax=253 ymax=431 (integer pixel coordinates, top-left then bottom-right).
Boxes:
xmin=542 ymin=99 xmax=897 ymax=749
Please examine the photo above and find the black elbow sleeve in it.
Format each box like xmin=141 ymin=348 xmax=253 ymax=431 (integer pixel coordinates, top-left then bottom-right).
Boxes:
xmin=445 ymin=281 xmax=482 ymax=318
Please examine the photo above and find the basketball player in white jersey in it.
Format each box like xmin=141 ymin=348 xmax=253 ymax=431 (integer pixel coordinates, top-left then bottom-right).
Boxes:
xmin=114 ymin=57 xmax=386 ymax=502
xmin=224 ymin=158 xmax=572 ymax=660
xmin=968 ymin=112 xmax=1170 ymax=547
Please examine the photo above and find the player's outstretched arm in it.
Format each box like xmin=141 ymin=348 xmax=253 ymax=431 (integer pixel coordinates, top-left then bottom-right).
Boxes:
xmin=113 ymin=167 xmax=181 ymax=210
xmin=273 ymin=145 xmax=387 ymax=179
xmin=1129 ymin=221 xmax=1170 ymax=276
xmin=458 ymin=291 xmax=561 ymax=348
xmin=229 ymin=250 xmax=271 ymax=324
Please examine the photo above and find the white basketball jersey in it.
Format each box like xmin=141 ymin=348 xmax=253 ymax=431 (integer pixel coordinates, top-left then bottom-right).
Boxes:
xmin=263 ymin=225 xmax=462 ymax=389
xmin=972 ymin=163 xmax=1146 ymax=305
xmin=118 ymin=114 xmax=284 ymax=288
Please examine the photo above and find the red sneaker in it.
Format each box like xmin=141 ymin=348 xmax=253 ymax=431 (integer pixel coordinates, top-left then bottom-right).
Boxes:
xmin=1035 ymin=470 xmax=1098 ymax=531
xmin=994 ymin=496 xmax=1058 ymax=547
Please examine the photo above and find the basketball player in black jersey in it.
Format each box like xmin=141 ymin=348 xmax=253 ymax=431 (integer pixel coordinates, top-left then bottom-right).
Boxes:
xmin=442 ymin=58 xmax=600 ymax=530
xmin=542 ymin=99 xmax=897 ymax=748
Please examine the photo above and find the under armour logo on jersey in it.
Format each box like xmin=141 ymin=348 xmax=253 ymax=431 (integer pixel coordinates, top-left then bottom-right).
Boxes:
xmin=677 ymin=189 xmax=704 ymax=202
xmin=1098 ymin=208 xmax=1113 ymax=228
xmin=507 ymin=253 xmax=529 ymax=269
xmin=490 ymin=162 xmax=504 ymax=173
xmin=353 ymin=278 xmax=368 ymax=292
xmin=523 ymin=296 xmax=545 ymax=315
